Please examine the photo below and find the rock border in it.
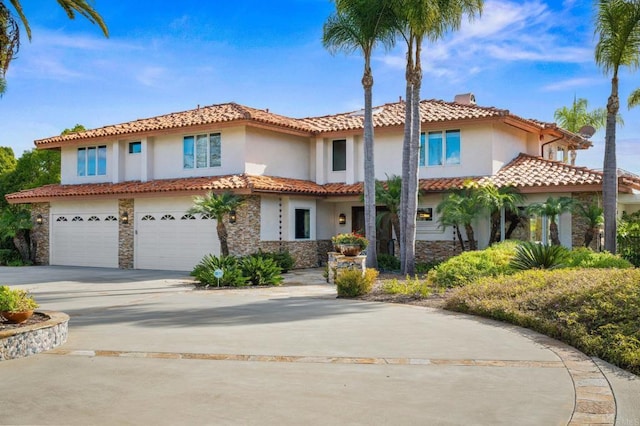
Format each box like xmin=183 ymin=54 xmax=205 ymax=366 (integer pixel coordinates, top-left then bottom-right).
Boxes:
xmin=0 ymin=311 xmax=69 ymax=361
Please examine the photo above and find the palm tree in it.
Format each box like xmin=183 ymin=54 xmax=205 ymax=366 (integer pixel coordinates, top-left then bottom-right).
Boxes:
xmin=323 ymin=0 xmax=396 ymax=269
xmin=526 ymin=196 xmax=575 ymax=246
xmin=188 ymin=191 xmax=243 ymax=257
xmin=594 ymin=0 xmax=640 ymax=254
xmin=436 ymin=183 xmax=484 ymax=251
xmin=553 ymin=96 xmax=607 ymax=133
xmin=396 ymin=0 xmax=483 ymax=274
xmin=574 ymin=202 xmax=604 ymax=248
xmin=375 ymin=174 xmax=402 ymax=244
xmin=477 ymin=183 xmax=523 ymax=244
xmin=1 ymin=0 xmax=108 ymax=91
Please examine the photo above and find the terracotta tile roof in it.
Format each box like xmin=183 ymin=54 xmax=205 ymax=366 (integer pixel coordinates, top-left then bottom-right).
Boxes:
xmin=301 ymin=99 xmax=509 ymax=132
xmin=487 ymin=154 xmax=605 ymax=189
xmin=34 ymin=99 xmax=586 ymax=147
xmin=5 ymin=174 xmax=327 ymax=203
xmin=35 ymin=103 xmax=315 ymax=147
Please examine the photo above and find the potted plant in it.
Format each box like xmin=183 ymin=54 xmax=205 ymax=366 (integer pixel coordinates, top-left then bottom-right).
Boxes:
xmin=331 ymin=232 xmax=368 ymax=256
xmin=0 ymin=285 xmax=39 ymax=323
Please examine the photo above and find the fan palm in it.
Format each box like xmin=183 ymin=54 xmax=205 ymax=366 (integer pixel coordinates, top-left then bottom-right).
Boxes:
xmin=594 ymin=0 xmax=640 ymax=254
xmin=477 ymin=183 xmax=523 ymax=244
xmin=436 ymin=183 xmax=484 ymax=251
xmin=188 ymin=192 xmax=243 ymax=257
xmin=526 ymin=197 xmax=574 ymax=246
xmin=323 ymin=0 xmax=397 ymax=269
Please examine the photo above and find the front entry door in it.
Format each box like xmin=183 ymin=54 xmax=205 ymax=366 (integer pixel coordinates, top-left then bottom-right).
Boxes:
xmin=351 ymin=206 xmax=393 ymax=255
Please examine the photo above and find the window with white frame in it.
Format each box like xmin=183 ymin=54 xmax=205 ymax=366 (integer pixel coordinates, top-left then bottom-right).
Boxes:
xmin=129 ymin=141 xmax=142 ymax=154
xmin=183 ymin=133 xmax=221 ymax=169
xmin=420 ymin=130 xmax=461 ymax=166
xmin=295 ymin=209 xmax=310 ymax=239
xmin=77 ymin=145 xmax=107 ymax=176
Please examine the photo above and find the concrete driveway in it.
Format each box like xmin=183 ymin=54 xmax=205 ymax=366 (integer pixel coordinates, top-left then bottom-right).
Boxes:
xmin=0 ymin=266 xmax=636 ymax=425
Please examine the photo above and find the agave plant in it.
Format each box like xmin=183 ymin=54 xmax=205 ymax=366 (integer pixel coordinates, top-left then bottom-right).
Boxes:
xmin=510 ymin=242 xmax=569 ymax=270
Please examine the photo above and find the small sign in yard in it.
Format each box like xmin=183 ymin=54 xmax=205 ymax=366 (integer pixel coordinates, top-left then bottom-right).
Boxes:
xmin=213 ymin=269 xmax=224 ymax=287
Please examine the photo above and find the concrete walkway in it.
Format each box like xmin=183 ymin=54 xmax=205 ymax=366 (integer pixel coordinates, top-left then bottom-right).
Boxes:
xmin=0 ymin=266 xmax=637 ymax=425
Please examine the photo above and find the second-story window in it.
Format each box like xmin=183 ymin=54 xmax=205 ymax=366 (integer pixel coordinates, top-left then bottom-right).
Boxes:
xmin=420 ymin=130 xmax=461 ymax=166
xmin=77 ymin=146 xmax=107 ymax=176
xmin=332 ymin=139 xmax=346 ymax=171
xmin=129 ymin=141 xmax=142 ymax=154
xmin=183 ymin=133 xmax=221 ymax=169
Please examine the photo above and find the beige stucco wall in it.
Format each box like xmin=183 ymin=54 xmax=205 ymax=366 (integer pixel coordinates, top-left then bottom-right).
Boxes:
xmin=244 ymin=128 xmax=310 ymax=179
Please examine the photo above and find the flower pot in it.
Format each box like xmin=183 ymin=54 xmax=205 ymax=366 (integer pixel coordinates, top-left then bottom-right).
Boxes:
xmin=1 ymin=310 xmax=34 ymax=324
xmin=337 ymin=244 xmax=362 ymax=256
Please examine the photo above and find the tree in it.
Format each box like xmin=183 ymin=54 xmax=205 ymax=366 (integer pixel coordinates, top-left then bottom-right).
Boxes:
xmin=396 ymin=0 xmax=483 ymax=274
xmin=375 ymin=174 xmax=402 ymax=244
xmin=594 ymin=0 xmax=640 ymax=254
xmin=323 ymin=0 xmax=396 ymax=269
xmin=553 ymin=96 xmax=607 ymax=133
xmin=188 ymin=191 xmax=243 ymax=257
xmin=477 ymin=183 xmax=523 ymax=244
xmin=574 ymin=202 xmax=604 ymax=248
xmin=61 ymin=124 xmax=87 ymax=135
xmin=0 ymin=146 xmax=16 ymax=175
xmin=1 ymin=0 xmax=108 ymax=92
xmin=436 ymin=182 xmax=485 ymax=251
xmin=0 ymin=205 xmax=32 ymax=262
xmin=1 ymin=149 xmax=60 ymax=208
xmin=526 ymin=196 xmax=575 ymax=246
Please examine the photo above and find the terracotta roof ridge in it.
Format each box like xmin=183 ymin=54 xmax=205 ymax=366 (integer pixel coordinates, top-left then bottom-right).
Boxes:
xmin=421 ymin=98 xmax=509 ymax=115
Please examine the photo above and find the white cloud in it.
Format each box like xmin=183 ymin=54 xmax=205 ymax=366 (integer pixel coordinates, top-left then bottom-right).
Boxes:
xmin=136 ymin=66 xmax=169 ymax=87
xmin=542 ymin=77 xmax=603 ymax=92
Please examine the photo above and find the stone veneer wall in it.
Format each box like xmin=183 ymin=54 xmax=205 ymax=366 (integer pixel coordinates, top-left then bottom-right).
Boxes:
xmin=227 ymin=196 xmax=261 ymax=257
xmin=415 ymin=240 xmax=464 ymax=263
xmin=0 ymin=311 xmax=69 ymax=361
xmin=118 ymin=199 xmax=134 ymax=269
xmin=571 ymin=192 xmax=601 ymax=250
xmin=30 ymin=203 xmax=50 ymax=265
xmin=260 ymin=241 xmax=320 ymax=269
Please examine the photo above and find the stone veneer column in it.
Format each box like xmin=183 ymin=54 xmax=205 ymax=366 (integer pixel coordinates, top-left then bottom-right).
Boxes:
xmin=118 ymin=199 xmax=134 ymax=269
xmin=30 ymin=203 xmax=50 ymax=265
xmin=227 ymin=196 xmax=261 ymax=256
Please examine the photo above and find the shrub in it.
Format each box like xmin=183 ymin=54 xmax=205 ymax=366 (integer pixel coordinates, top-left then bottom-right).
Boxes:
xmin=565 ymin=247 xmax=633 ymax=269
xmin=377 ymin=253 xmax=400 ymax=272
xmin=445 ymin=269 xmax=640 ymax=375
xmin=0 ymin=286 xmax=39 ymax=312
xmin=335 ymin=268 xmax=378 ymax=297
xmin=427 ymin=241 xmax=518 ymax=288
xmin=240 ymin=256 xmax=283 ymax=286
xmin=331 ymin=232 xmax=368 ymax=250
xmin=382 ymin=276 xmax=431 ymax=298
xmin=510 ymin=242 xmax=568 ymax=270
xmin=253 ymin=250 xmax=295 ymax=273
xmin=415 ymin=261 xmax=441 ymax=274
xmin=0 ymin=249 xmax=21 ymax=266
xmin=191 ymin=255 xmax=248 ymax=287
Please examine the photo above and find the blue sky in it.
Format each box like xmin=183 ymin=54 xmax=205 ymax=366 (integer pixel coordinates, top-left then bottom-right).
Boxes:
xmin=2 ymin=0 xmax=640 ymax=174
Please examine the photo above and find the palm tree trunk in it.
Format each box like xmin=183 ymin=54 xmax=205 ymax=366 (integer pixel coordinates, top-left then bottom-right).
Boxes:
xmin=464 ymin=224 xmax=477 ymax=251
xmin=455 ymin=225 xmax=465 ymax=251
xmin=603 ymin=75 xmax=619 ymax=254
xmin=391 ymin=213 xmax=401 ymax=245
xmin=584 ymin=227 xmax=596 ymax=248
xmin=489 ymin=211 xmax=500 ymax=244
xmin=400 ymin=37 xmax=414 ymax=274
xmin=549 ymin=221 xmax=560 ymax=245
xmin=363 ymin=63 xmax=377 ymax=269
xmin=217 ymin=220 xmax=229 ymax=257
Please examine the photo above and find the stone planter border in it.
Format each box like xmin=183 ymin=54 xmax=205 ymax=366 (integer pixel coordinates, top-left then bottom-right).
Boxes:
xmin=0 ymin=311 xmax=69 ymax=361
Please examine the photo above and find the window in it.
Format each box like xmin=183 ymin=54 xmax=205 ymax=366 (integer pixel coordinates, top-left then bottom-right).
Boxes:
xmin=332 ymin=139 xmax=346 ymax=171
xmin=295 ymin=209 xmax=310 ymax=239
xmin=129 ymin=142 xmax=142 ymax=154
xmin=420 ymin=130 xmax=461 ymax=166
xmin=183 ymin=133 xmax=221 ymax=169
xmin=417 ymin=208 xmax=433 ymax=221
xmin=77 ymin=145 xmax=107 ymax=176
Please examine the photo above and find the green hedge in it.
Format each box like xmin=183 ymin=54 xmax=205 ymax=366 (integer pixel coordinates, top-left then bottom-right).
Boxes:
xmin=445 ymin=269 xmax=640 ymax=375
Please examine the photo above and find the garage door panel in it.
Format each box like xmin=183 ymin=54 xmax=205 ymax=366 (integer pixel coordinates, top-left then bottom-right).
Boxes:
xmin=50 ymin=214 xmax=118 ymax=268
xmin=135 ymin=212 xmax=219 ymax=271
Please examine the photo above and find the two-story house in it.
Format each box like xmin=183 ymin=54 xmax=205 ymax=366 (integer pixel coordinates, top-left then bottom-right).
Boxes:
xmin=7 ymin=95 xmax=640 ymax=271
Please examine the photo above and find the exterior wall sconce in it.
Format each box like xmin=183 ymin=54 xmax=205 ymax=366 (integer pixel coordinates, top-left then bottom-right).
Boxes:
xmin=338 ymin=213 xmax=346 ymax=225
xmin=35 ymin=214 xmax=43 ymax=225
xmin=229 ymin=210 xmax=237 ymax=224
xmin=120 ymin=212 xmax=129 ymax=224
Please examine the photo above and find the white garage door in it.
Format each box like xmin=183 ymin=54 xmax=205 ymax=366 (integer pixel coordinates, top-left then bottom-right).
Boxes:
xmin=50 ymin=213 xmax=119 ymax=268
xmin=135 ymin=211 xmax=219 ymax=271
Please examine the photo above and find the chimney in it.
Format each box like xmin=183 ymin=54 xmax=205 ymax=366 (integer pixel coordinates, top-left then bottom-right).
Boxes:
xmin=454 ymin=93 xmax=476 ymax=105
